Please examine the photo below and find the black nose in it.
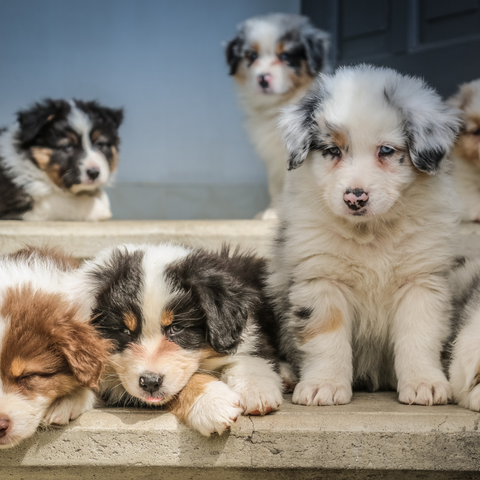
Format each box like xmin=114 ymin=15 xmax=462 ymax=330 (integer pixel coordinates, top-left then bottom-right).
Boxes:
xmin=0 ymin=416 xmax=10 ymax=439
xmin=259 ymin=74 xmax=269 ymax=89
xmin=86 ymin=167 xmax=100 ymax=180
xmin=139 ymin=374 xmax=163 ymax=394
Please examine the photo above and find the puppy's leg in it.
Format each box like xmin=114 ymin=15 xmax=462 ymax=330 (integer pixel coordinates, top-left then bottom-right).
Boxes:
xmin=450 ymin=309 xmax=480 ymax=411
xmin=44 ymin=387 xmax=96 ymax=425
xmin=221 ymin=356 xmax=283 ymax=415
xmin=291 ymin=279 xmax=353 ymax=406
xmin=394 ymin=279 xmax=451 ymax=405
xmin=169 ymin=373 xmax=242 ymax=436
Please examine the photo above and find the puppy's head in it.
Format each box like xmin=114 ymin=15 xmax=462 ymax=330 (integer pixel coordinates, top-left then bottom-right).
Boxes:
xmin=15 ymin=98 xmax=123 ymax=193
xmin=448 ymin=80 xmax=480 ymax=168
xmin=84 ymin=244 xmax=256 ymax=406
xmin=0 ymin=285 xmax=109 ymax=448
xmin=226 ymin=13 xmax=329 ymax=97
xmin=281 ymin=65 xmax=461 ymax=220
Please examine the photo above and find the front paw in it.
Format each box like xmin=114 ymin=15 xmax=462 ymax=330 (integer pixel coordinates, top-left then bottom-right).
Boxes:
xmin=44 ymin=389 xmax=96 ymax=425
xmin=398 ymin=378 xmax=451 ymax=405
xmin=292 ymin=381 xmax=352 ymax=406
xmin=185 ymin=381 xmax=242 ymax=436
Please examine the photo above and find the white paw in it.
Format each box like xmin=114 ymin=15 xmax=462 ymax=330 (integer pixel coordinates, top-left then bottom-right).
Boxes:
xmin=44 ymin=389 xmax=96 ymax=425
xmin=186 ymin=381 xmax=242 ymax=436
xmin=398 ymin=378 xmax=452 ymax=405
xmin=292 ymin=381 xmax=352 ymax=406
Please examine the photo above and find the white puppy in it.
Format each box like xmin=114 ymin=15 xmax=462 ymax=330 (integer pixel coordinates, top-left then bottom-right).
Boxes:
xmin=226 ymin=13 xmax=330 ymax=218
xmin=268 ymin=65 xmax=461 ymax=406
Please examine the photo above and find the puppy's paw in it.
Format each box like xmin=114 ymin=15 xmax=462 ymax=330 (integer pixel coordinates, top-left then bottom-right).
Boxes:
xmin=398 ymin=378 xmax=452 ymax=406
xmin=465 ymin=384 xmax=480 ymax=411
xmin=292 ymin=381 xmax=352 ymax=406
xmin=235 ymin=377 xmax=283 ymax=415
xmin=185 ymin=381 xmax=242 ymax=436
xmin=44 ymin=389 xmax=96 ymax=425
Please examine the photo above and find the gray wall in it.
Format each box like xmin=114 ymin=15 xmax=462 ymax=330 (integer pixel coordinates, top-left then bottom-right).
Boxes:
xmin=0 ymin=0 xmax=300 ymax=219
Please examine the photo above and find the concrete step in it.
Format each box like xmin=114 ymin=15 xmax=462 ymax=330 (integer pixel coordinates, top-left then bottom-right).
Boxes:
xmin=0 ymin=220 xmax=479 ymax=259
xmin=1 ymin=393 xmax=480 ymax=479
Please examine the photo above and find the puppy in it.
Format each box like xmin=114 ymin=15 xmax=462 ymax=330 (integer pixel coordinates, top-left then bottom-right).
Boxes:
xmin=0 ymin=98 xmax=123 ymax=221
xmin=0 ymin=246 xmax=109 ymax=448
xmin=448 ymin=258 xmax=480 ymax=411
xmin=225 ymin=13 xmax=329 ymax=218
xmin=268 ymin=65 xmax=461 ymax=406
xmin=67 ymin=244 xmax=283 ymax=436
xmin=448 ymin=80 xmax=480 ymax=221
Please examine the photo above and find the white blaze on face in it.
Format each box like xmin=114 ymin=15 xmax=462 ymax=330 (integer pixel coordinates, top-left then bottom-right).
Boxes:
xmin=68 ymin=102 xmax=110 ymax=192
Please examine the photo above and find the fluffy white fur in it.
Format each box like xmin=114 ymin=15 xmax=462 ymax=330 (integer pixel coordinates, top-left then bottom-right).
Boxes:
xmin=269 ymin=65 xmax=461 ymax=406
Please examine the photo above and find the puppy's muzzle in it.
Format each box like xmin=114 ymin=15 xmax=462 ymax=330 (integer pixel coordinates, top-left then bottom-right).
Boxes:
xmin=139 ymin=373 xmax=164 ymax=395
xmin=0 ymin=416 xmax=10 ymax=439
xmin=344 ymin=188 xmax=369 ymax=211
xmin=258 ymin=74 xmax=272 ymax=90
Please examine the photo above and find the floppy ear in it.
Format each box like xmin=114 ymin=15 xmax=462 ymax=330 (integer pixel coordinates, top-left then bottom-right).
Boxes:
xmin=103 ymin=107 xmax=124 ymax=130
xmin=55 ymin=318 xmax=111 ymax=388
xmin=225 ymin=33 xmax=245 ymax=76
xmin=384 ymin=76 xmax=461 ymax=174
xmin=300 ymin=28 xmax=330 ymax=75
xmin=73 ymin=100 xmax=124 ymax=130
xmin=16 ymin=99 xmax=70 ymax=147
xmin=280 ymin=79 xmax=325 ymax=170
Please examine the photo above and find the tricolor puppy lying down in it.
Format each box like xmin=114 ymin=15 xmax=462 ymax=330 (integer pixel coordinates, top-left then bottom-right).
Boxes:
xmin=68 ymin=244 xmax=283 ymax=436
xmin=0 ymin=247 xmax=110 ymax=448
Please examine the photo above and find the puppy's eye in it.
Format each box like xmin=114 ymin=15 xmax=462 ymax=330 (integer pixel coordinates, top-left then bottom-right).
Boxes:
xmin=169 ymin=324 xmax=184 ymax=335
xmin=62 ymin=145 xmax=74 ymax=153
xmin=379 ymin=146 xmax=395 ymax=155
xmin=326 ymin=146 xmax=341 ymax=157
xmin=246 ymin=51 xmax=258 ymax=63
xmin=278 ymin=52 xmax=289 ymax=62
xmin=472 ymin=129 xmax=480 ymax=136
xmin=95 ymin=142 xmax=110 ymax=149
xmin=121 ymin=328 xmax=131 ymax=336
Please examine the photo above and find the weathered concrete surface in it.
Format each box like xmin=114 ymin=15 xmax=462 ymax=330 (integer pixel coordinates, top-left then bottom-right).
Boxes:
xmin=0 ymin=220 xmax=479 ymax=260
xmin=1 ymin=393 xmax=480 ymax=479
xmin=0 ymin=220 xmax=275 ymax=258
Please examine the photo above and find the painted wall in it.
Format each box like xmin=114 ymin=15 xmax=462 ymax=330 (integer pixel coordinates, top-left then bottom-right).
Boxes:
xmin=0 ymin=0 xmax=300 ymax=219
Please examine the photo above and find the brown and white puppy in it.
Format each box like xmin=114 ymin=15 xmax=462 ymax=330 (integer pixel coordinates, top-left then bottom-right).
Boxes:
xmin=268 ymin=65 xmax=461 ymax=407
xmin=0 ymin=99 xmax=123 ymax=221
xmin=0 ymin=246 xmax=110 ymax=448
xmin=225 ymin=13 xmax=330 ymax=219
xmin=448 ymin=80 xmax=480 ymax=221
xmin=67 ymin=243 xmax=284 ymax=436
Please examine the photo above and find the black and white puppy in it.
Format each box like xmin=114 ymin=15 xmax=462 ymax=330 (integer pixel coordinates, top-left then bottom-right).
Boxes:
xmin=0 ymin=99 xmax=123 ymax=221
xmin=67 ymin=243 xmax=283 ymax=436
xmin=226 ymin=13 xmax=330 ymax=219
xmin=268 ymin=65 xmax=461 ymax=407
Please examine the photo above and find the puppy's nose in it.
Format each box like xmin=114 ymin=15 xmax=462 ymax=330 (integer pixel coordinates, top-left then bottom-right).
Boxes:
xmin=139 ymin=374 xmax=164 ymax=394
xmin=344 ymin=188 xmax=369 ymax=211
xmin=258 ymin=74 xmax=272 ymax=89
xmin=0 ymin=416 xmax=10 ymax=438
xmin=86 ymin=167 xmax=100 ymax=180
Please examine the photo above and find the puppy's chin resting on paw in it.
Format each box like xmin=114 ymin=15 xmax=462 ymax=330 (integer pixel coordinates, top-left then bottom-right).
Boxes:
xmin=225 ymin=13 xmax=330 ymax=219
xmin=0 ymin=98 xmax=123 ymax=221
xmin=268 ymin=64 xmax=461 ymax=407
xmin=448 ymin=80 xmax=480 ymax=221
xmin=0 ymin=246 xmax=110 ymax=449
xmin=68 ymin=243 xmax=284 ymax=435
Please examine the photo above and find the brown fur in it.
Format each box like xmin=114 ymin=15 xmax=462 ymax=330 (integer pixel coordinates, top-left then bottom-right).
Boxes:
xmin=168 ymin=373 xmax=217 ymax=422
xmin=299 ymin=307 xmax=343 ymax=343
xmin=0 ymin=285 xmax=111 ymax=394
xmin=452 ymin=114 xmax=480 ymax=167
xmin=110 ymin=146 xmax=119 ymax=173
xmin=123 ymin=312 xmax=137 ymax=331
xmin=160 ymin=310 xmax=174 ymax=327
xmin=8 ymin=246 xmax=79 ymax=271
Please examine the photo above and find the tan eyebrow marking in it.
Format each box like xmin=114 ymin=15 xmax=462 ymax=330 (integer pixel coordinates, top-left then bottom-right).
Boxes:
xmin=123 ymin=312 xmax=137 ymax=331
xmin=161 ymin=310 xmax=174 ymax=327
xmin=11 ymin=357 xmax=26 ymax=377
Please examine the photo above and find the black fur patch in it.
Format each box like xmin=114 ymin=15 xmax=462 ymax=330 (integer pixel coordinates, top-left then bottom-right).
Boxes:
xmin=294 ymin=307 xmax=313 ymax=320
xmin=225 ymin=35 xmax=245 ymax=76
xmin=410 ymin=147 xmax=445 ymax=174
xmin=89 ymin=248 xmax=145 ymax=352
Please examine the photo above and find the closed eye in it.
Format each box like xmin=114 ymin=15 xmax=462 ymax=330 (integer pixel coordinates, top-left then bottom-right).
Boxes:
xmin=168 ymin=324 xmax=184 ymax=335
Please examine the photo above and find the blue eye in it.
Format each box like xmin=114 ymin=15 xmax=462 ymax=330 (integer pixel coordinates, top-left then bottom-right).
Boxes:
xmin=380 ymin=146 xmax=395 ymax=155
xmin=278 ymin=52 xmax=289 ymax=61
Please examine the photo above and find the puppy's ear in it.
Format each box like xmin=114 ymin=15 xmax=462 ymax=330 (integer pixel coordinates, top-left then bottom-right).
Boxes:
xmin=16 ymin=99 xmax=70 ymax=147
xmin=103 ymin=107 xmax=124 ymax=130
xmin=73 ymin=100 xmax=124 ymax=130
xmin=55 ymin=317 xmax=111 ymax=388
xmin=300 ymin=27 xmax=330 ymax=75
xmin=385 ymin=76 xmax=461 ymax=174
xmin=225 ymin=33 xmax=245 ymax=76
xmin=280 ymin=81 xmax=325 ymax=170
xmin=447 ymin=82 xmax=477 ymax=112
